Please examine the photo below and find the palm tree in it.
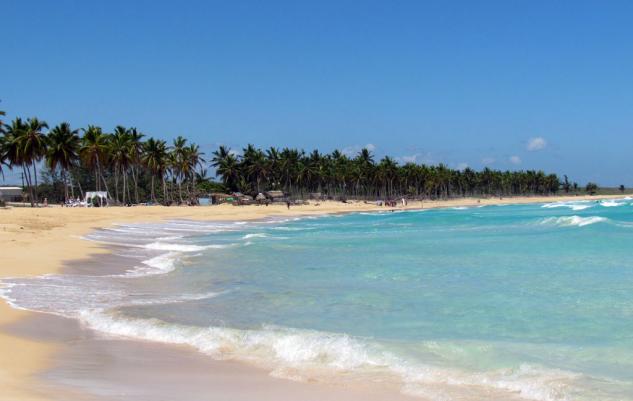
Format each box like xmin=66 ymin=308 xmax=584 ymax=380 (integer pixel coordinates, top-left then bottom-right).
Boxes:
xmin=171 ymin=136 xmax=187 ymax=202
xmin=0 ymin=106 xmax=5 ymax=134
xmin=80 ymin=125 xmax=110 ymax=197
xmin=127 ymin=127 xmax=145 ymax=204
xmin=110 ymin=126 xmax=133 ymax=204
xmin=142 ymin=138 xmax=168 ymax=203
xmin=46 ymin=122 xmax=80 ymax=202
xmin=14 ymin=118 xmax=48 ymax=206
xmin=0 ymin=135 xmax=8 ymax=180
xmin=184 ymin=143 xmax=204 ymax=202
xmin=211 ymin=146 xmax=239 ymax=191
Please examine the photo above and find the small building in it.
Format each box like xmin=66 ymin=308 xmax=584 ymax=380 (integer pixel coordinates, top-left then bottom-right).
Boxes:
xmin=265 ymin=190 xmax=286 ymax=202
xmin=210 ymin=193 xmax=235 ymax=205
xmin=309 ymin=192 xmax=323 ymax=200
xmin=0 ymin=187 xmax=23 ymax=202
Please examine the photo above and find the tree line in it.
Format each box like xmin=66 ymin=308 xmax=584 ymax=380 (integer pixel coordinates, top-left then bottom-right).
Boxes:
xmin=1 ymin=114 xmax=572 ymax=207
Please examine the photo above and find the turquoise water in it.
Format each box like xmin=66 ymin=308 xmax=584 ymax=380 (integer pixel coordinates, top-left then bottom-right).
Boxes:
xmin=3 ymin=199 xmax=633 ymax=400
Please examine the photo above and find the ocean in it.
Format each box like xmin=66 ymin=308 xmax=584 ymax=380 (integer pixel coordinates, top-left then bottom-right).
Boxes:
xmin=3 ymin=199 xmax=633 ymax=401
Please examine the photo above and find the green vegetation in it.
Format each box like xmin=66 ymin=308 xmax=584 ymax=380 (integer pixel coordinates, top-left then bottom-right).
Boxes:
xmin=0 ymin=112 xmax=604 ymax=206
xmin=210 ymin=145 xmax=561 ymax=199
xmin=585 ymin=182 xmax=599 ymax=195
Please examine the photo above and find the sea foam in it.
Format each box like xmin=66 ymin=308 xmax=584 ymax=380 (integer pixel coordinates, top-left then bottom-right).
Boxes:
xmin=538 ymin=216 xmax=608 ymax=227
xmin=76 ymin=310 xmax=578 ymax=401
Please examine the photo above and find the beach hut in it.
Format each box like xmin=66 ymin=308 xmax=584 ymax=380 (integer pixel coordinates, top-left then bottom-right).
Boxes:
xmin=210 ymin=193 xmax=234 ymax=205
xmin=265 ymin=190 xmax=286 ymax=202
xmin=0 ymin=187 xmax=23 ymax=203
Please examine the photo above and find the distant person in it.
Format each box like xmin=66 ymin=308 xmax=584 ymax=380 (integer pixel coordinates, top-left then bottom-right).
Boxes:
xmin=286 ymin=201 xmax=290 ymax=209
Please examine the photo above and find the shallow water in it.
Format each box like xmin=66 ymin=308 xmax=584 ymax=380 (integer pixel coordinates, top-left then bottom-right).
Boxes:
xmin=3 ymin=199 xmax=633 ymax=400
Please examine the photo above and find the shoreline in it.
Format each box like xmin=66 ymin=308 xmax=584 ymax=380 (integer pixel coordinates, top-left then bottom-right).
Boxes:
xmin=1 ymin=194 xmax=629 ymax=400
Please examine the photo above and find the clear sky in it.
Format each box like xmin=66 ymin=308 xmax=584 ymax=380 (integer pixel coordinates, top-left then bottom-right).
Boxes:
xmin=2 ymin=1 xmax=633 ymax=185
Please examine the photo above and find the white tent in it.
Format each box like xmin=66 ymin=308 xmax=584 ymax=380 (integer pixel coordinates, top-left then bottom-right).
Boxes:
xmin=84 ymin=191 xmax=109 ymax=207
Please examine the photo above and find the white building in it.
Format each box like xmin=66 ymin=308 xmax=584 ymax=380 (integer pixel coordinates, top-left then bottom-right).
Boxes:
xmin=0 ymin=187 xmax=23 ymax=202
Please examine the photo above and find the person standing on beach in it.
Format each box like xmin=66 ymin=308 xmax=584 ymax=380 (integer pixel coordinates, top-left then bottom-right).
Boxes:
xmin=286 ymin=200 xmax=290 ymax=209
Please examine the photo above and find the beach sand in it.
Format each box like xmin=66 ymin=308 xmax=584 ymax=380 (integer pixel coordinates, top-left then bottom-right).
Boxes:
xmin=0 ymin=194 xmax=626 ymax=400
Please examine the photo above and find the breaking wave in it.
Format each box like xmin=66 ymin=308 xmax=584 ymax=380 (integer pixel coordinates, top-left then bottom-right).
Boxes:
xmin=538 ymin=216 xmax=608 ymax=227
xmin=78 ymin=310 xmax=579 ymax=401
xmin=541 ymin=202 xmax=592 ymax=211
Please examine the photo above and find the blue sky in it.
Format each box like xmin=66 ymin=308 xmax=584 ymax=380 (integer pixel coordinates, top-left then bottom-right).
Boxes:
xmin=2 ymin=1 xmax=633 ymax=185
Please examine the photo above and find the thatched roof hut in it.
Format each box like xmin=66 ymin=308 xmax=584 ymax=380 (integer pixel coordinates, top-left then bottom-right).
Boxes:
xmin=210 ymin=193 xmax=235 ymax=204
xmin=265 ymin=190 xmax=285 ymax=200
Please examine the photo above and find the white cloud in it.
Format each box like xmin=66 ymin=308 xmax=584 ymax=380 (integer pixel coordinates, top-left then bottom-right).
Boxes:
xmin=509 ymin=155 xmax=522 ymax=165
xmin=395 ymin=152 xmax=436 ymax=165
xmin=456 ymin=162 xmax=469 ymax=170
xmin=481 ymin=157 xmax=495 ymax=165
xmin=342 ymin=144 xmax=377 ymax=157
xmin=526 ymin=137 xmax=547 ymax=151
xmin=400 ymin=154 xmax=418 ymax=163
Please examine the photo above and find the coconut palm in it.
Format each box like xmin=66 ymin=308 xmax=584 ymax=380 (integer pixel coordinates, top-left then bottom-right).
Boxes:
xmin=110 ymin=126 xmax=133 ymax=204
xmin=46 ymin=122 xmax=80 ymax=202
xmin=80 ymin=125 xmax=110 ymax=196
xmin=127 ymin=127 xmax=145 ymax=204
xmin=171 ymin=136 xmax=188 ymax=202
xmin=184 ymin=143 xmax=204 ymax=202
xmin=211 ymin=146 xmax=239 ymax=191
xmin=142 ymin=138 xmax=169 ymax=202
xmin=13 ymin=118 xmax=48 ymax=205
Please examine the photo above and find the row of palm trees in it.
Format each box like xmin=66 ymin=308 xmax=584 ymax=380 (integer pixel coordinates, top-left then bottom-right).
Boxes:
xmin=210 ymin=145 xmax=562 ymax=199
xmin=1 ymin=114 xmax=564 ymax=207
xmin=0 ymin=116 xmax=204 ymax=206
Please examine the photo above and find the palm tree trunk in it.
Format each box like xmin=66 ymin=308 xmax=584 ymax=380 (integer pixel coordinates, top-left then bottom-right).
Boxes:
xmin=113 ymin=165 xmax=119 ymax=203
xmin=33 ymin=161 xmax=39 ymax=206
xmin=23 ymin=163 xmax=34 ymax=207
xmin=95 ymin=163 xmax=100 ymax=192
xmin=62 ymin=169 xmax=68 ymax=202
xmin=132 ymin=166 xmax=139 ymax=204
xmin=150 ymin=175 xmax=156 ymax=202
xmin=122 ymin=169 xmax=126 ymax=205
xmin=162 ymin=176 xmax=167 ymax=203
xmin=70 ymin=169 xmax=75 ymax=199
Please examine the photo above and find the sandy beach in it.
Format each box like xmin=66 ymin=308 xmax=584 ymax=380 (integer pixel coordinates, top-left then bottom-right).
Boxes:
xmin=0 ymin=194 xmax=628 ymax=400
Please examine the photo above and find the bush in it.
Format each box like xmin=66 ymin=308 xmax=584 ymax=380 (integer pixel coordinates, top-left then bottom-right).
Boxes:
xmin=585 ymin=182 xmax=598 ymax=195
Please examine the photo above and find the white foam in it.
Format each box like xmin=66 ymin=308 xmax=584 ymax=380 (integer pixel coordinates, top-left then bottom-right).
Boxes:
xmin=116 ymin=252 xmax=180 ymax=277
xmin=242 ymin=233 xmax=268 ymax=239
xmin=538 ymin=216 xmax=608 ymax=227
xmin=143 ymin=242 xmax=233 ymax=252
xmin=77 ymin=311 xmax=578 ymax=401
xmin=126 ymin=291 xmax=223 ymax=307
xmin=600 ymin=200 xmax=624 ymax=207
xmin=541 ymin=202 xmax=592 ymax=211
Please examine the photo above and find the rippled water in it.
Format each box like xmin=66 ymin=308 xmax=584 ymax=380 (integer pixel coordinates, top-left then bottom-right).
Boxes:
xmin=3 ymin=198 xmax=633 ymax=401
